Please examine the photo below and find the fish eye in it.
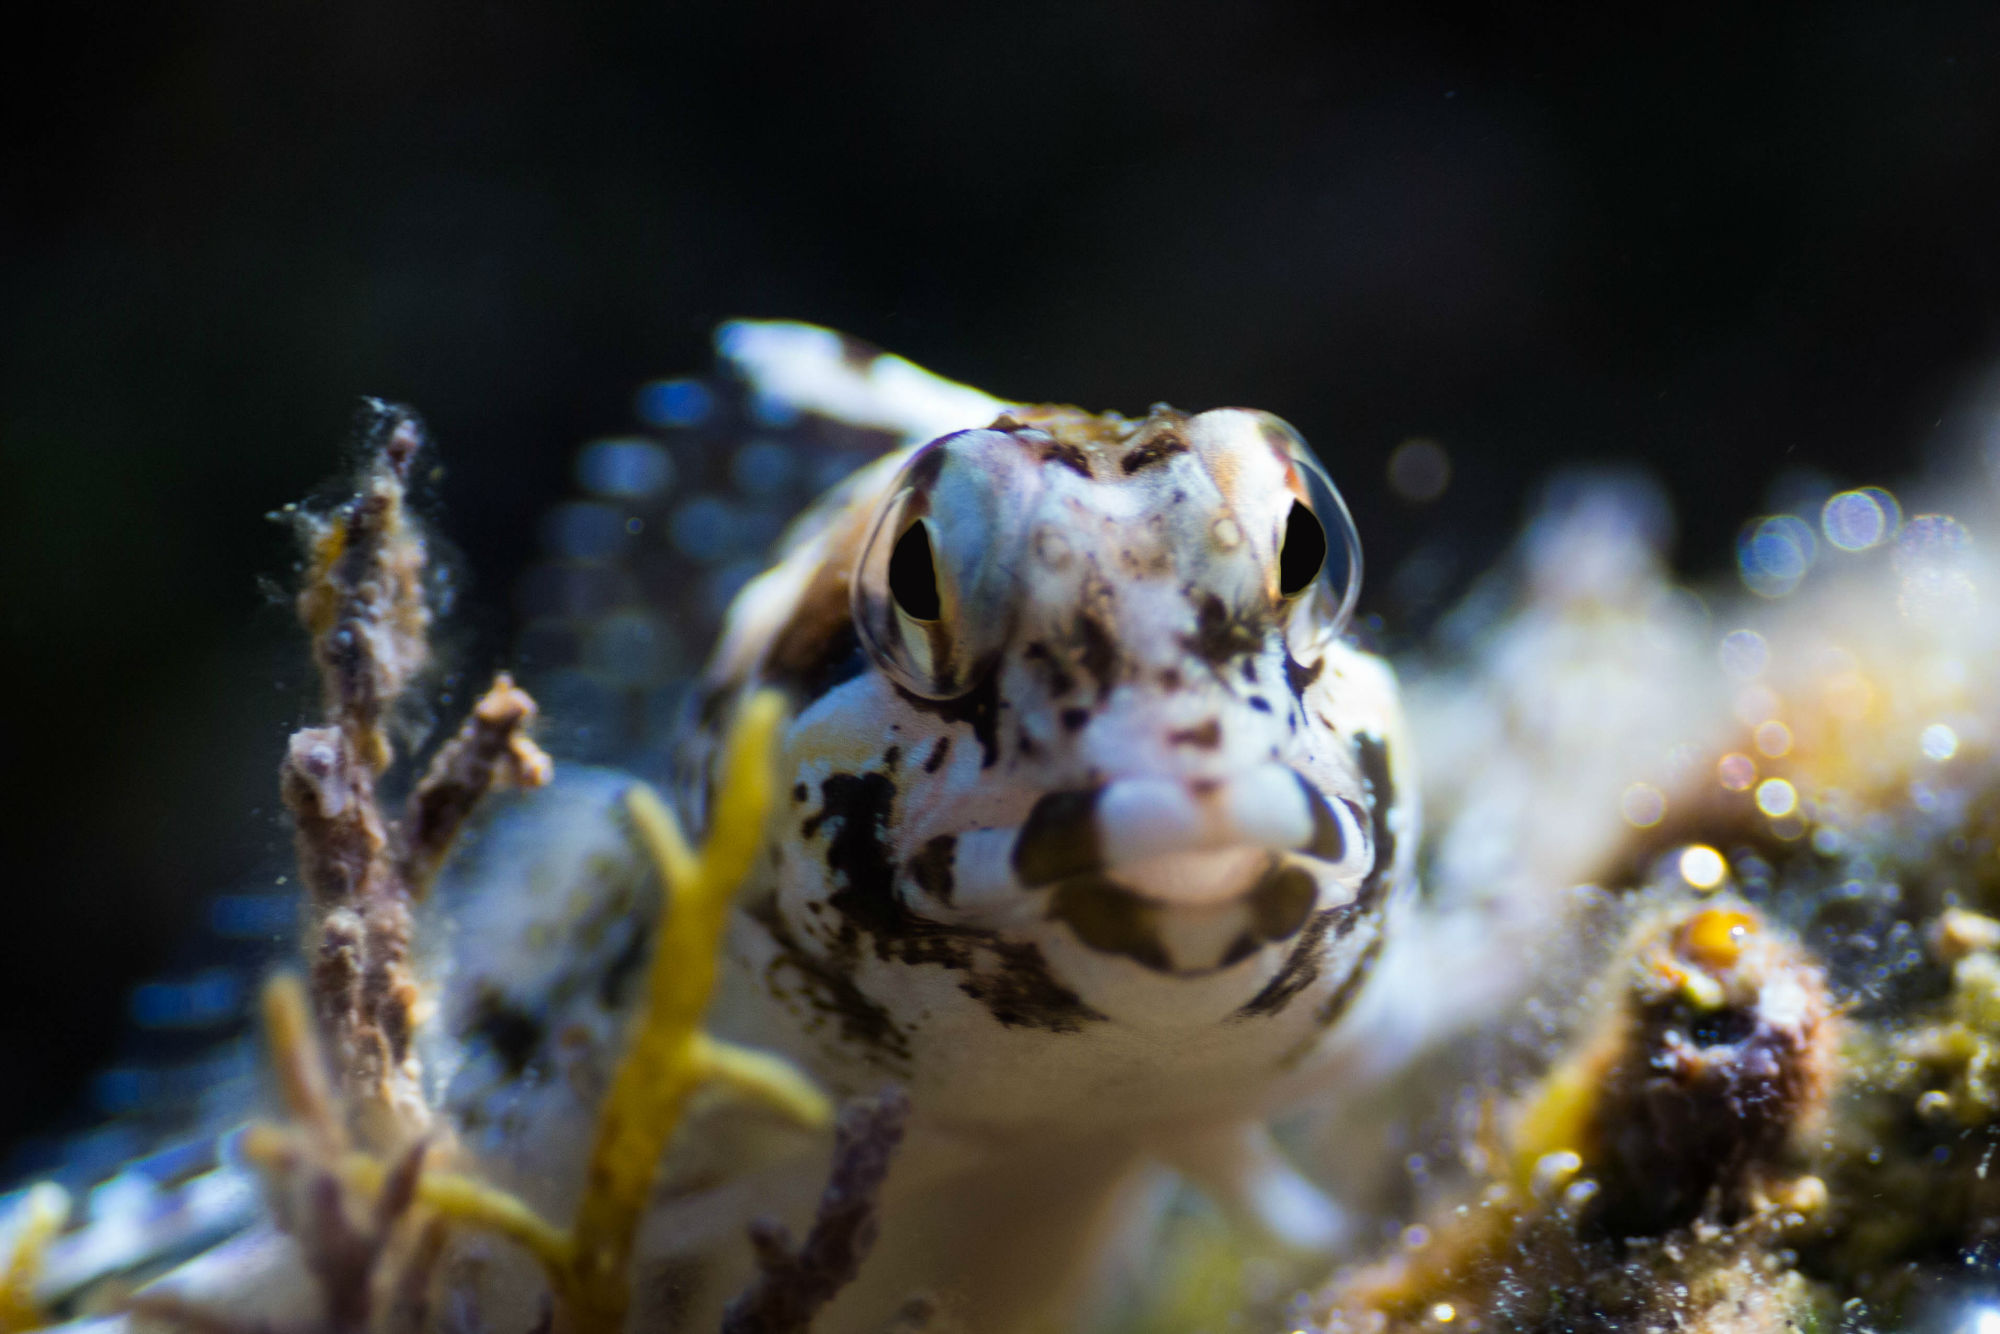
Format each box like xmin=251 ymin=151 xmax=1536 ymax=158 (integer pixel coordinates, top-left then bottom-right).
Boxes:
xmin=1278 ymin=500 xmax=1327 ymax=599
xmin=852 ymin=432 xmax=1031 ymax=699
xmin=888 ymin=520 xmax=942 ymax=621
xmin=1258 ymin=419 xmax=1363 ymax=636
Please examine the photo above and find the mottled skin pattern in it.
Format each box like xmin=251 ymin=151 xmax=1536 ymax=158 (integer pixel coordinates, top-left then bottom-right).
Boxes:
xmin=675 ymin=392 xmax=1417 ymax=1308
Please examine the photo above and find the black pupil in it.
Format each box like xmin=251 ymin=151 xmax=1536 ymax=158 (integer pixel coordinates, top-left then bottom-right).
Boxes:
xmin=1279 ymin=500 xmax=1327 ymax=597
xmin=889 ymin=521 xmax=942 ymax=620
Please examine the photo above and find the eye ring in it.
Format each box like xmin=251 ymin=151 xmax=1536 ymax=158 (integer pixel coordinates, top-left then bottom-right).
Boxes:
xmin=851 ymin=432 xmax=1030 ymax=699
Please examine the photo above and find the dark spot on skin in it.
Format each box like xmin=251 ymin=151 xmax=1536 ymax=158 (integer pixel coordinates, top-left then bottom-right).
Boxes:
xmin=1232 ymin=907 xmax=1351 ymax=1020
xmin=839 ymin=333 xmax=880 ymax=370
xmin=1184 ymin=593 xmax=1264 ymax=669
xmin=882 ymin=745 xmax=902 ymax=769
xmin=1241 ymin=659 xmax=1259 ymax=685
xmin=805 ymin=767 xmax=1105 ymax=1034
xmin=1121 ymin=429 xmax=1190 ymax=474
xmin=1352 ymin=734 xmax=1399 ymax=914
xmin=1023 ymin=642 xmax=1078 ymax=699
xmin=1168 ymin=719 xmax=1223 ymax=749
xmin=1312 ymin=931 xmax=1385 ymax=1032
xmin=744 ymin=893 xmax=912 ymax=1068
xmin=908 ymin=834 xmax=957 ymax=904
xmin=1269 ymin=927 xmax=1390 ymax=1066
xmin=809 ymin=772 xmax=898 ymax=902
xmin=1039 ymin=440 xmax=1093 ymax=478
xmin=896 ymin=672 xmax=1002 ymax=767
xmin=793 ymin=783 xmax=808 ymax=803
xmin=1074 ymin=610 xmax=1120 ymax=698
xmin=465 ymin=987 xmax=544 ymax=1079
xmin=1050 ymin=877 xmax=1170 ymax=972
xmin=1219 ymin=933 xmax=1262 ymax=968
xmin=1284 ymin=652 xmax=1324 ymax=703
xmin=1249 ymin=862 xmax=1318 ymax=942
xmin=1248 ymin=696 xmax=1272 ymax=714
xmin=923 ymin=736 xmax=951 ymax=773
xmin=1013 ymin=788 xmax=1104 ymax=886
xmin=1060 ymin=708 xmax=1090 ymax=733
xmin=955 ymin=943 xmax=1104 ymax=1033
xmin=904 ymin=440 xmax=949 ymax=491
xmin=1159 ymin=668 xmax=1183 ymax=691
xmin=1016 ymin=725 xmax=1040 ymax=758
xmin=1189 ymin=777 xmax=1221 ymax=797
xmin=1297 ymin=776 xmax=1346 ymax=862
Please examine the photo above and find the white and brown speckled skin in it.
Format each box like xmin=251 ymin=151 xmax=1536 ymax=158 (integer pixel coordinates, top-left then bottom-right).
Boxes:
xmin=663 ymin=367 xmax=1418 ymax=1328
xmin=693 ymin=403 xmax=1414 ymax=1120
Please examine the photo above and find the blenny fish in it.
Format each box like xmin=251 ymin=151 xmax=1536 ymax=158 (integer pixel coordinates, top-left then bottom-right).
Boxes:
xmin=651 ymin=326 xmax=1419 ymax=1327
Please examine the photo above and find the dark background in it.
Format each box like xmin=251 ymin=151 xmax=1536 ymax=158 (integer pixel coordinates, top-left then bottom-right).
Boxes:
xmin=6 ymin=2 xmax=2000 ymax=1154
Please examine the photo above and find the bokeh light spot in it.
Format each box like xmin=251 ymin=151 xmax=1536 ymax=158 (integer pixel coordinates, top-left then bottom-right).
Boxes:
xmin=1387 ymin=437 xmax=1452 ymax=503
xmin=1921 ymin=723 xmax=1959 ymax=762
xmin=1717 ymin=752 xmax=1756 ymax=791
xmin=1756 ymin=777 xmax=1798 ymax=818
xmin=1719 ymin=628 xmax=1769 ymax=679
xmin=1821 ymin=488 xmax=1892 ymax=551
xmin=1737 ymin=515 xmax=1817 ymax=598
xmin=636 ymin=377 xmax=712 ymax=427
xmin=1621 ymin=782 xmax=1666 ymax=828
xmin=577 ymin=437 xmax=674 ymax=498
xmin=1754 ymin=720 xmax=1793 ymax=757
xmin=1680 ymin=845 xmax=1727 ymax=890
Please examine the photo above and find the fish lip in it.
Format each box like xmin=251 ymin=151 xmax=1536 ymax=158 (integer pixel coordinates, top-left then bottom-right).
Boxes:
xmin=1008 ymin=768 xmax=1365 ymax=894
xmin=907 ymin=768 xmax=1369 ymax=920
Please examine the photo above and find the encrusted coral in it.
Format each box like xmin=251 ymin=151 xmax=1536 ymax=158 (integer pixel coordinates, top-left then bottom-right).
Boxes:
xmin=1311 ymin=902 xmax=1837 ymax=1334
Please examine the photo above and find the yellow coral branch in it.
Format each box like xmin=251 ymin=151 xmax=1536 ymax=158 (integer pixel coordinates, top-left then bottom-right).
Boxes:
xmin=342 ymin=1156 xmax=575 ymax=1282
xmin=245 ymin=692 xmax=806 ymax=1332
xmin=261 ymin=974 xmax=346 ymax=1155
xmin=567 ymin=689 xmax=788 ymax=1333
xmin=0 ymin=1184 xmax=69 ymax=1333
xmin=692 ymin=1034 xmax=835 ymax=1131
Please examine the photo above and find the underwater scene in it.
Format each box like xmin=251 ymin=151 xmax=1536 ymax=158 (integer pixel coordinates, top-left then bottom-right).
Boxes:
xmin=12 ymin=7 xmax=2000 ymax=1333
xmin=5 ymin=323 xmax=2000 ymax=1334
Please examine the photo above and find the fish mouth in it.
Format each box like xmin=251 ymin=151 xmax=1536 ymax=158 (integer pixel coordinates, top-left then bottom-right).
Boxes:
xmin=925 ymin=765 xmax=1373 ymax=976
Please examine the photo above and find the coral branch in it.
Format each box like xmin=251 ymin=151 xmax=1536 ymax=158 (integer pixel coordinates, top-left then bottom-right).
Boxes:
xmin=263 ymin=975 xmax=346 ymax=1156
xmin=399 ymin=676 xmax=552 ymax=897
xmin=691 ymin=1035 xmax=838 ymax=1130
xmin=278 ymin=404 xmax=549 ymax=1152
xmin=566 ymin=691 xmax=825 ymax=1334
xmin=292 ymin=402 xmax=430 ymax=774
xmin=721 ymin=1087 xmax=911 ymax=1334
